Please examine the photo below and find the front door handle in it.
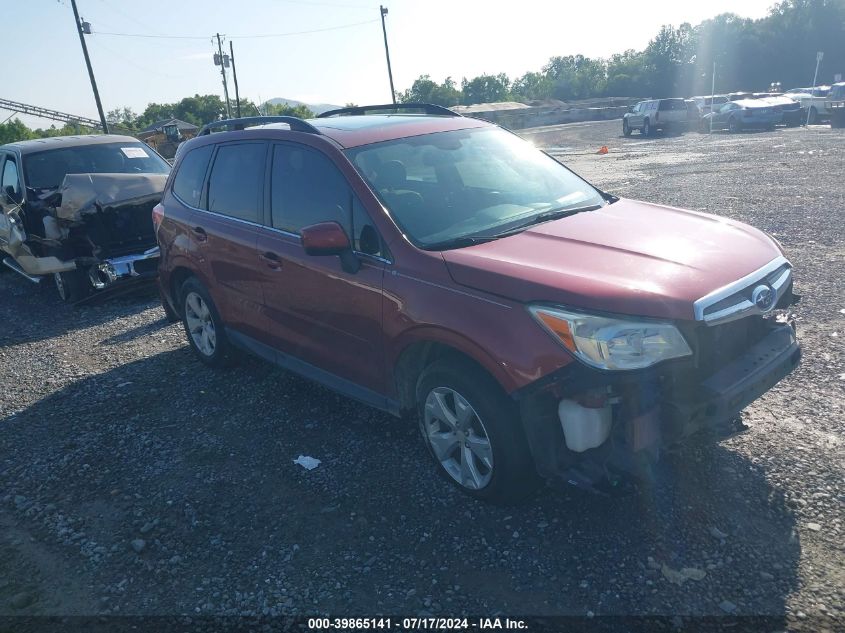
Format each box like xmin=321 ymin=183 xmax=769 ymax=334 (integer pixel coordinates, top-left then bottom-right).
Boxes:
xmin=260 ymin=251 xmax=282 ymax=269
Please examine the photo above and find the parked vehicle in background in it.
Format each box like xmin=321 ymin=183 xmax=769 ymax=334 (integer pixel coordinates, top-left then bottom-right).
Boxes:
xmin=623 ymin=98 xmax=688 ymax=136
xmin=700 ymin=100 xmax=783 ymax=133
xmin=684 ymin=99 xmax=700 ymax=125
xmin=690 ymin=95 xmax=729 ymax=117
xmin=727 ymin=92 xmax=754 ymax=101
xmin=757 ymin=95 xmax=803 ymax=127
xmin=156 ymin=105 xmax=800 ymax=502
xmin=824 ymin=82 xmax=845 ymax=128
xmin=0 ymin=135 xmax=170 ymax=301
xmin=785 ymin=86 xmax=832 ymax=124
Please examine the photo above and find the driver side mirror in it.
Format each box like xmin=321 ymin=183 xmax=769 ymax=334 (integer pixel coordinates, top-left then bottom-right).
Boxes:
xmin=300 ymin=221 xmax=360 ymax=274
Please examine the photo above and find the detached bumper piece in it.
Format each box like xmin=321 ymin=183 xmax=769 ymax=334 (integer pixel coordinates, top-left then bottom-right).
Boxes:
xmin=87 ymin=246 xmax=160 ymax=289
xmin=519 ymin=321 xmax=800 ymax=494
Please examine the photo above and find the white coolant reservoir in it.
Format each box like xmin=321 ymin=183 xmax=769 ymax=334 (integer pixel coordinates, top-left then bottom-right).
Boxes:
xmin=558 ymin=399 xmax=612 ymax=452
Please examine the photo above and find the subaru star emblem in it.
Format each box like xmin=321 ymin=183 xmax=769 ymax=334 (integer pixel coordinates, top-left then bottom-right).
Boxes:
xmin=751 ymin=284 xmax=776 ymax=312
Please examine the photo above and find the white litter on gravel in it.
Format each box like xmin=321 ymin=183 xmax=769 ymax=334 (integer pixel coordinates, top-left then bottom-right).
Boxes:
xmin=293 ymin=455 xmax=321 ymax=470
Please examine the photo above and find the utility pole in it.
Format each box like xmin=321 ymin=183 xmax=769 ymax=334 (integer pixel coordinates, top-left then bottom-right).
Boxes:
xmin=379 ymin=6 xmax=396 ymax=104
xmin=710 ymin=61 xmax=716 ymax=135
xmin=229 ymin=41 xmax=242 ymax=118
xmin=70 ymin=0 xmax=109 ymax=133
xmin=215 ymin=33 xmax=232 ymax=119
xmin=806 ymin=51 xmax=823 ymax=126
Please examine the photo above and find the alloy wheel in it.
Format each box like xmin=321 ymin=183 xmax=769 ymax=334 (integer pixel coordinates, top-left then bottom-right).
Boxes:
xmin=184 ymin=291 xmax=217 ymax=357
xmin=53 ymin=273 xmax=67 ymax=301
xmin=423 ymin=387 xmax=494 ymax=490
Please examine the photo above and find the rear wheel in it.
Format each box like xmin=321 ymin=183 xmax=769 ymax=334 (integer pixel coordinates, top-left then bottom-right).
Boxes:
xmin=807 ymin=106 xmax=818 ymax=125
xmin=416 ymin=358 xmax=539 ymax=503
xmin=622 ymin=119 xmax=631 ymax=137
xmin=53 ymin=269 xmax=90 ymax=302
xmin=180 ymin=277 xmax=233 ymax=367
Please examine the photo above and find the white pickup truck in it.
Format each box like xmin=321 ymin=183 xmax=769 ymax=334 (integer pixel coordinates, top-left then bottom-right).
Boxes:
xmin=785 ymin=86 xmax=832 ymax=124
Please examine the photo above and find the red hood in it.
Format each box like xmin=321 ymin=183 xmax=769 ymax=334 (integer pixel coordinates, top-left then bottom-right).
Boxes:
xmin=441 ymin=198 xmax=784 ymax=321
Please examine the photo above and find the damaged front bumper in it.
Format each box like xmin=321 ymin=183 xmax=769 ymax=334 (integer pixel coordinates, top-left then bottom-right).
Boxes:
xmin=87 ymin=246 xmax=160 ymax=289
xmin=517 ymin=320 xmax=801 ymax=493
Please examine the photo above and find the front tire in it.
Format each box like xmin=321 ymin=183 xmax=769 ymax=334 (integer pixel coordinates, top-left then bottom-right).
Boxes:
xmin=622 ymin=119 xmax=632 ymax=137
xmin=416 ymin=358 xmax=539 ymax=503
xmin=54 ymin=269 xmax=90 ymax=302
xmin=642 ymin=119 xmax=651 ymax=136
xmin=180 ymin=277 xmax=233 ymax=367
xmin=729 ymin=117 xmax=742 ymax=133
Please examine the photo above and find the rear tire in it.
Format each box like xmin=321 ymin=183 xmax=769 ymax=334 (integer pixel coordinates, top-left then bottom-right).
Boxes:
xmin=180 ymin=277 xmax=233 ymax=367
xmin=416 ymin=358 xmax=540 ymax=503
xmin=807 ymin=106 xmax=818 ymax=125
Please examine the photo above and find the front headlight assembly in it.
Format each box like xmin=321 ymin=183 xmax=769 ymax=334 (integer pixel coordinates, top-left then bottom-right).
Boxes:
xmin=529 ymin=306 xmax=692 ymax=371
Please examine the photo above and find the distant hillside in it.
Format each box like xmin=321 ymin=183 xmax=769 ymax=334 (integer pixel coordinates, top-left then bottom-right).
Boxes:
xmin=264 ymin=98 xmax=342 ymax=115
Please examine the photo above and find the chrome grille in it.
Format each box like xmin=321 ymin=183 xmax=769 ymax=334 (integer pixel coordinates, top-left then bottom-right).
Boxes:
xmin=694 ymin=256 xmax=792 ymax=326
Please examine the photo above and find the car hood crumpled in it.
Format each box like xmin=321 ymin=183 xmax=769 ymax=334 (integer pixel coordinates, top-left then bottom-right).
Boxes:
xmin=56 ymin=173 xmax=168 ymax=222
xmin=441 ymin=198 xmax=784 ymax=321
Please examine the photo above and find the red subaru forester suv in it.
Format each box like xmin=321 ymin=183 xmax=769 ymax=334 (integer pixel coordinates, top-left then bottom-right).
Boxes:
xmin=155 ymin=104 xmax=800 ymax=502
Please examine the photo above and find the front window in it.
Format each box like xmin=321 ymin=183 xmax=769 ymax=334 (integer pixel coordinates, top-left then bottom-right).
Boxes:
xmin=23 ymin=142 xmax=170 ymax=191
xmin=346 ymin=127 xmax=605 ymax=249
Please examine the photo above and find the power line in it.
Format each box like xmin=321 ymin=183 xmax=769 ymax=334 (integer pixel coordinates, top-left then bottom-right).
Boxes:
xmin=272 ymin=0 xmax=378 ymax=9
xmin=229 ymin=18 xmax=379 ymax=39
xmin=92 ymin=18 xmax=380 ymax=41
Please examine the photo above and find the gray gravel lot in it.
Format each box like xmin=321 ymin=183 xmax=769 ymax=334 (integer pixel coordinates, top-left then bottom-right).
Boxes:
xmin=0 ymin=120 xmax=842 ymax=629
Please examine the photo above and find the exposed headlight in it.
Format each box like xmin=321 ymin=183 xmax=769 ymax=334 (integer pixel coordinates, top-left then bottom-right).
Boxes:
xmin=529 ymin=306 xmax=692 ymax=370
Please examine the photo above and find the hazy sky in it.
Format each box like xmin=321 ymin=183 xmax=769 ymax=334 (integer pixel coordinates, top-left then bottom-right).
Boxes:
xmin=8 ymin=0 xmax=776 ymax=127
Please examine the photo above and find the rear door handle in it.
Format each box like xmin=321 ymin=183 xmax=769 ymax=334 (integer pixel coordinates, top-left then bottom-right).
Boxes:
xmin=260 ymin=251 xmax=282 ymax=269
xmin=191 ymin=226 xmax=208 ymax=242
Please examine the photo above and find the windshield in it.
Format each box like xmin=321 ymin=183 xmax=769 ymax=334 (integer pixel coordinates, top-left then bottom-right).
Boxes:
xmin=346 ymin=127 xmax=605 ymax=249
xmin=23 ymin=141 xmax=170 ymax=190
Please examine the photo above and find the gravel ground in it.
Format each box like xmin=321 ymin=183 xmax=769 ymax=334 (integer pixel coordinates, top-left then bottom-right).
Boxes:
xmin=0 ymin=120 xmax=842 ymax=630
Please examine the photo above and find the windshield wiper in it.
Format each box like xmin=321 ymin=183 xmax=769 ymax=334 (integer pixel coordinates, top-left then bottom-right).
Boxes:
xmin=423 ymin=235 xmax=501 ymax=251
xmin=491 ymin=203 xmax=603 ymax=237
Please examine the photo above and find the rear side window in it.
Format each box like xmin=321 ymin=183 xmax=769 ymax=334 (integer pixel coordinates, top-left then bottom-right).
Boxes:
xmin=659 ymin=99 xmax=686 ymax=111
xmin=172 ymin=145 xmax=213 ymax=208
xmin=270 ymin=144 xmax=352 ymax=235
xmin=207 ymin=143 xmax=265 ymax=223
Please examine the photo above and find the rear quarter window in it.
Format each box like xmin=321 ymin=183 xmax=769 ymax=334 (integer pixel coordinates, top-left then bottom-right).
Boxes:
xmin=172 ymin=145 xmax=213 ymax=208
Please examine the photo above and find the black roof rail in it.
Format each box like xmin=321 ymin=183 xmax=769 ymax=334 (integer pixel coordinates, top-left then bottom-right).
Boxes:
xmin=197 ymin=116 xmax=321 ymax=136
xmin=317 ymin=103 xmax=461 ymax=118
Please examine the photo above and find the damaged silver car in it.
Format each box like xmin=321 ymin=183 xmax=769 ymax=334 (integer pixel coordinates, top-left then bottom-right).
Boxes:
xmin=0 ymin=134 xmax=170 ymax=301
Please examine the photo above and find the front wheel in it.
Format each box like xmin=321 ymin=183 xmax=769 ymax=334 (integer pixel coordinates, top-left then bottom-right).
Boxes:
xmin=416 ymin=358 xmax=539 ymax=503
xmin=622 ymin=119 xmax=632 ymax=137
xmin=54 ymin=269 xmax=90 ymax=302
xmin=729 ymin=117 xmax=742 ymax=133
xmin=642 ymin=119 xmax=651 ymax=136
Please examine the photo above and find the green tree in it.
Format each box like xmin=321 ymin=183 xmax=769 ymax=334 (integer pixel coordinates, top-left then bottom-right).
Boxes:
xmin=511 ymin=71 xmax=554 ymax=101
xmin=399 ymin=75 xmax=461 ymax=106
xmin=0 ymin=119 xmax=33 ymax=145
xmin=460 ymin=73 xmax=511 ymax=105
xmin=264 ymin=102 xmax=315 ymax=118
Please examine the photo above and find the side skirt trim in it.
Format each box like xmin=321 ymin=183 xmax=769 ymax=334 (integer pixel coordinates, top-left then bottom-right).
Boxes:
xmin=225 ymin=327 xmax=401 ymax=417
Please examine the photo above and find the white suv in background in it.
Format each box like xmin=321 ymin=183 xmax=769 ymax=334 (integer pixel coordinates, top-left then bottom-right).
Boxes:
xmin=623 ymin=99 xmax=689 ymax=136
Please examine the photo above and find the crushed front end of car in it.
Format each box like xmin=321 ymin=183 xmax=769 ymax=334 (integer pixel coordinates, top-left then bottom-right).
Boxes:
xmin=11 ymin=173 xmax=166 ymax=295
xmin=515 ymin=271 xmax=801 ymax=495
